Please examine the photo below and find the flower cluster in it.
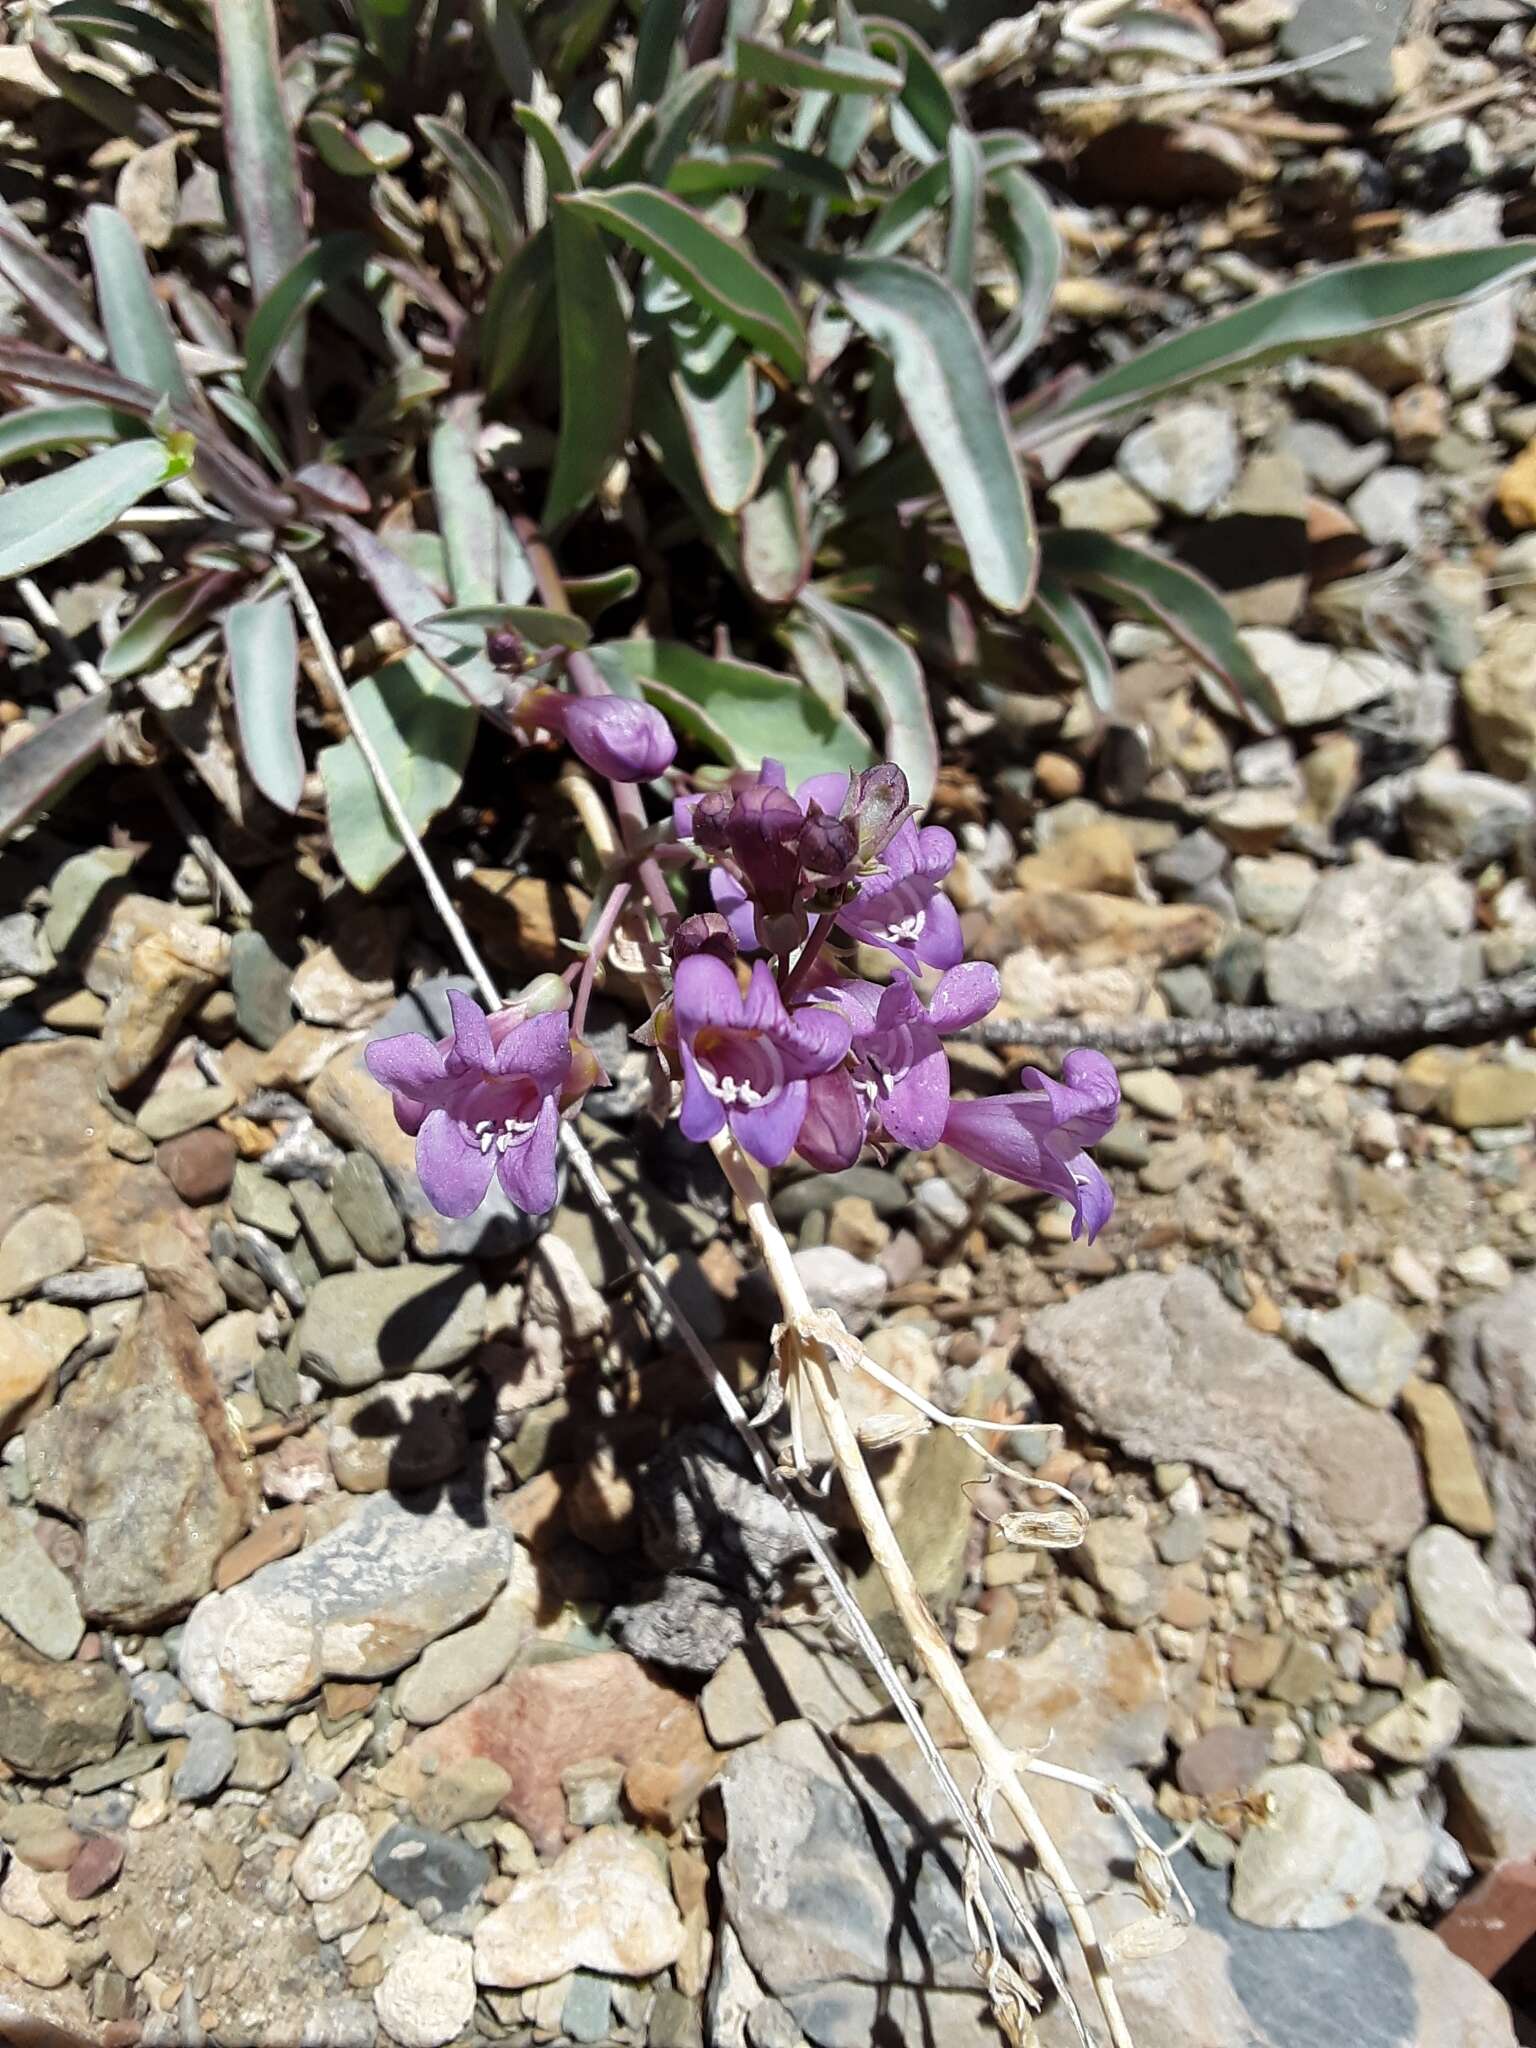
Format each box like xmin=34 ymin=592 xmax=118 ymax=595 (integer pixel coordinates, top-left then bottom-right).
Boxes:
xmin=367 ymin=736 xmax=1119 ymax=1239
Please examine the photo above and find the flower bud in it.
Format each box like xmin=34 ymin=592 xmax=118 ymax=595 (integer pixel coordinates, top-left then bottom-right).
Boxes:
xmin=672 ymin=911 xmax=737 ymax=966
xmin=799 ymin=805 xmax=858 ymax=883
xmin=848 ymin=763 xmax=911 ymax=862
xmin=487 ymin=626 xmax=529 ymax=671
xmin=520 ymin=689 xmax=677 ymax=782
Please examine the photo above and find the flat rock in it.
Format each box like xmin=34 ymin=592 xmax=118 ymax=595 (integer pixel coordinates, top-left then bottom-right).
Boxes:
xmin=1265 ymin=858 xmax=1475 ymax=1013
xmin=1025 ymin=1269 xmax=1426 ymax=1562
xmin=26 ymin=1294 xmax=256 ymax=1629
xmin=1116 ymin=400 xmax=1240 ymax=515
xmin=1445 ymin=1275 xmax=1536 ymax=1587
xmin=394 ymin=1558 xmax=538 ymax=1726
xmin=1406 ymin=1525 xmax=1536 ymax=1742
xmin=327 ymin=1372 xmax=466 ymax=1493
xmin=700 ymin=1628 xmax=880 ymax=1749
xmin=1279 ymin=0 xmax=1408 ymax=111
xmin=473 ymin=1825 xmax=684 ymax=1989
xmin=178 ymin=1483 xmax=515 ymax=1724
xmin=0 ymin=1621 xmax=130 ymax=1780
xmin=309 ymin=979 xmax=553 ymax=1260
xmin=406 ymin=1648 xmax=718 ymax=1855
xmin=0 ymin=1506 xmax=83 ymax=1660
xmin=1399 ymin=1379 xmax=1495 ymax=1539
xmin=1238 ymin=628 xmax=1403 ymax=729
xmin=1232 ymin=1766 xmax=1388 ymax=1929
xmin=0 ymin=1205 xmax=85 ymax=1302
xmin=371 ymin=1823 xmax=489 ymax=1917
xmin=296 ymin=1265 xmax=486 ymax=1392
xmin=1303 ymin=1296 xmax=1421 ymax=1409
xmin=0 ymin=1040 xmax=222 ymax=1328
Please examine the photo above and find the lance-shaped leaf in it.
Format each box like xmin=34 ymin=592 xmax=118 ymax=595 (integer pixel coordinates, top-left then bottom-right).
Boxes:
xmin=732 ymin=36 xmax=903 ymax=94
xmin=1029 ymin=570 xmax=1114 ymax=717
xmin=646 ymin=60 xmax=725 ymax=185
xmin=671 ymin=316 xmax=762 ymax=516
xmin=632 ymin=0 xmax=686 ymax=107
xmin=1042 ymin=529 xmax=1280 ymax=730
xmin=85 ymin=205 xmax=189 ymax=404
xmin=0 ymin=440 xmax=177 ymax=582
xmin=482 ymin=230 xmax=555 ymax=398
xmin=244 ymin=234 xmax=373 ymax=400
xmin=418 ymin=603 xmax=591 ymax=650
xmin=213 ymin=0 xmax=308 ymax=398
xmin=802 ymin=250 xmax=1036 ymax=614
xmin=430 ymin=399 xmax=498 ymax=607
xmin=417 ymin=117 xmax=519 ymax=263
xmin=862 ymin=132 xmax=1039 ymax=259
xmin=515 ymin=102 xmax=579 ymax=200
xmin=228 ymin=594 xmax=303 ymax=813
xmin=668 ymin=145 xmax=854 ymax=204
xmin=564 ymin=186 xmax=806 ymax=380
xmin=101 ymin=568 xmax=244 ymax=681
xmin=0 ymin=197 xmax=105 ymax=357
xmin=799 ymin=588 xmax=937 ymax=807
xmin=777 ymin=608 xmax=847 ymax=714
xmin=740 ymin=443 xmax=810 ymax=606
xmin=0 ymin=403 xmax=138 ymax=466
xmin=328 ymin=514 xmax=504 ymax=707
xmin=588 ymin=638 xmax=872 ymax=785
xmin=864 ymin=17 xmax=955 ymax=159
xmin=320 ymin=652 xmax=476 ymax=892
xmin=988 ymin=166 xmax=1061 ymax=385
xmin=945 ymin=125 xmax=981 ymax=304
xmin=0 ymin=690 xmax=113 ymax=846
xmin=544 ymin=198 xmax=632 ymax=532
xmin=52 ymin=0 xmax=220 ymax=80
xmin=1023 ymin=242 xmax=1536 ymax=447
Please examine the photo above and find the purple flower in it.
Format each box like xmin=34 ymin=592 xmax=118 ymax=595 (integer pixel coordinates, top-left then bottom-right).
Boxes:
xmin=364 ymin=990 xmax=572 ymax=1217
xmin=941 ymin=1048 xmax=1121 ymax=1241
xmin=797 ymin=962 xmax=1001 ymax=1171
xmin=673 ymin=954 xmax=851 ymax=1167
xmin=522 ymin=689 xmax=676 ymax=782
xmin=833 ymin=815 xmax=962 ymax=974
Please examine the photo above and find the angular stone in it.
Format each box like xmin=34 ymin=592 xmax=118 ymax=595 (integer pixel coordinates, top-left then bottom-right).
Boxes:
xmin=330 ymin=1152 xmax=405 ymax=1265
xmin=294 ymin=1812 xmax=372 ymax=1903
xmin=700 ymin=1628 xmax=880 ymax=1749
xmin=1117 ymin=400 xmax=1240 ymax=516
xmin=1361 ymin=1678 xmax=1462 ymax=1766
xmin=1025 ymin=1270 xmax=1426 ymax=1563
xmin=413 ymin=1758 xmax=513 ymax=1833
xmin=178 ymin=1484 xmax=515 ymax=1724
xmin=1461 ymin=614 xmax=1536 ymax=780
xmin=289 ymin=1180 xmax=355 ymax=1274
xmin=0 ymin=1316 xmax=55 ymax=1442
xmin=406 ymin=1649 xmax=718 ymax=1855
xmin=1398 ymin=1380 xmax=1495 ymax=1539
xmin=1265 ymin=858 xmax=1475 ymax=1013
xmin=1406 ymin=1525 xmax=1536 ymax=1742
xmin=100 ymin=920 xmax=229 ymax=1091
xmin=1446 ymin=1275 xmax=1536 ymax=1588
xmin=0 ymin=1622 xmax=130 ymax=1780
xmin=1444 ymin=1747 xmax=1536 ymax=1867
xmin=136 ymin=1082 xmax=237 ymax=1144
xmin=0 ymin=1506 xmax=84 ymax=1660
xmin=1176 ymin=1724 xmax=1271 ymax=1802
xmin=1304 ymin=1296 xmax=1421 ymax=1409
xmin=0 ymin=1914 xmax=69 ymax=1988
xmin=473 ymin=1826 xmax=683 ymax=1989
xmin=295 ymin=1264 xmax=487 ymax=1392
xmin=1444 ymin=1063 xmax=1536 ymax=1132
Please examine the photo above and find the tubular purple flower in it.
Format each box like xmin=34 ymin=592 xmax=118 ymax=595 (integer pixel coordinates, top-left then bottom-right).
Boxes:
xmin=522 ymin=689 xmax=676 ymax=782
xmin=797 ymin=962 xmax=1001 ymax=1171
xmin=673 ymin=954 xmax=851 ymax=1167
xmin=364 ymin=990 xmax=575 ymax=1218
xmin=941 ymin=1048 xmax=1121 ymax=1241
xmin=834 ymin=816 xmax=962 ymax=974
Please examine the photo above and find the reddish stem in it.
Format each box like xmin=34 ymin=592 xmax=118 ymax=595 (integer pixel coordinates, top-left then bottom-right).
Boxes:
xmin=573 ymin=881 xmax=632 ymax=1036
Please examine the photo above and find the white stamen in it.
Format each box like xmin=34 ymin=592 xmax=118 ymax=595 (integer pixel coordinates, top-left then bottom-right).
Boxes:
xmin=878 ymin=909 xmax=927 ymax=946
xmin=473 ymin=1114 xmax=535 ymax=1154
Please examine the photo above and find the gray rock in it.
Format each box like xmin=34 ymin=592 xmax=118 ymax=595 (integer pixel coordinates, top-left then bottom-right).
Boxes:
xmin=617 ymin=1572 xmax=750 ymax=1674
xmin=296 ymin=1264 xmax=486 ymax=1392
xmin=701 ymin=1629 xmax=880 ymax=1749
xmin=327 ymin=1374 xmax=466 ymax=1495
xmin=0 ymin=1506 xmax=84 ymax=1660
xmin=230 ymin=930 xmax=295 ymax=1052
xmin=1265 ymin=857 xmax=1476 ymax=1013
xmin=1446 ymin=1274 xmax=1536 ymax=1594
xmin=25 ymin=1295 xmax=256 ymax=1629
xmin=562 ymin=1972 xmax=613 ymax=2045
xmin=1231 ymin=1766 xmax=1388 ymax=1928
xmin=1404 ymin=770 xmax=1536 ymax=872
xmin=1443 ymin=1746 xmax=1536 ymax=1865
xmin=178 ymin=1484 xmax=515 ymax=1723
xmin=0 ymin=1621 xmax=131 ymax=1780
xmin=133 ymin=1669 xmax=193 ymax=1737
xmin=1362 ymin=1679 xmax=1463 ymax=1766
xmin=290 ymin=1181 xmax=356 ymax=1274
xmin=330 ymin=1152 xmax=406 ymax=1265
xmin=790 ymin=1247 xmax=887 ymax=1328
xmin=1303 ymin=1297 xmax=1421 ymax=1408
xmin=231 ymin=1162 xmax=299 ymax=1242
xmin=371 ymin=1823 xmax=490 ymax=1918
xmin=1278 ymin=0 xmax=1408 ymax=110
xmin=394 ymin=1561 xmax=538 ymax=1726
xmin=0 ymin=913 xmax=51 ymax=981
xmin=774 ymin=1170 xmax=908 ymax=1224
xmin=42 ymin=848 xmax=135 ymax=959
xmin=1347 ymin=467 xmax=1425 ymax=550
xmin=172 ymin=1711 xmax=236 ymax=1801
xmin=1239 ymin=628 xmax=1404 ymax=728
xmin=1117 ymin=401 xmax=1241 ymax=516
xmin=1025 ymin=1269 xmax=1426 ymax=1563
xmin=1406 ymin=1524 xmax=1536 ymax=1742
xmin=1075 ymin=1516 xmax=1163 ymax=1627
xmin=1275 ymin=419 xmax=1388 ymax=495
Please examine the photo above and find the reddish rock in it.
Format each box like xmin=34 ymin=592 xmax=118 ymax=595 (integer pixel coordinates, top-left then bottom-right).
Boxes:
xmin=214 ymin=1506 xmax=305 ymax=1590
xmin=1437 ymin=1859 xmax=1536 ymax=1981
xmin=1176 ymin=1724 xmax=1271 ymax=1802
xmin=66 ymin=1833 xmax=125 ymax=1899
xmin=408 ymin=1651 xmax=720 ymax=1855
xmin=156 ymin=1128 xmax=237 ymax=1205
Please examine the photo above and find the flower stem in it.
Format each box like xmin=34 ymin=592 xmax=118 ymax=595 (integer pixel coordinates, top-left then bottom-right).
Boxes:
xmin=779 ymin=908 xmax=840 ymax=1002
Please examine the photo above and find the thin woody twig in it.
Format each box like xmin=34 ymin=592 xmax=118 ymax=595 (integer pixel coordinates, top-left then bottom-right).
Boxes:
xmin=1036 ymin=33 xmax=1367 ymax=106
xmin=964 ymin=970 xmax=1536 ymax=1066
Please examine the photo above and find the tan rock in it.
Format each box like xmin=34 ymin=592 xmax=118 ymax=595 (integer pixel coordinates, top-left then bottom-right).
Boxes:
xmin=101 ymin=922 xmax=230 ymax=1092
xmin=1443 ymin=1062 xmax=1536 ymax=1132
xmin=214 ymin=1506 xmax=306 ymax=1590
xmin=1015 ymin=823 xmax=1139 ymax=898
xmin=0 ymin=1206 xmax=86 ymax=1302
xmin=472 ymin=1825 xmax=684 ymax=1989
xmin=1462 ymin=615 xmax=1536 ymax=780
xmin=979 ymin=889 xmax=1224 ymax=969
xmin=0 ymin=1318 xmax=54 ymax=1442
xmin=0 ymin=1912 xmax=69 ymax=1988
xmin=1399 ymin=1379 xmax=1495 ymax=1538
xmin=1497 ymin=439 xmax=1536 ymax=532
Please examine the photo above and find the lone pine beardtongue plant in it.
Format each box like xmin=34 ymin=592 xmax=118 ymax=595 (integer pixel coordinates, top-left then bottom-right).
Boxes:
xmin=367 ymin=708 xmax=1121 ymax=1227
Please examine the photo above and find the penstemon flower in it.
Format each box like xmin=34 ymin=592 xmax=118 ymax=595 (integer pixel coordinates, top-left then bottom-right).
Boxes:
xmin=517 ymin=689 xmax=677 ymax=782
xmin=942 ymin=1049 xmax=1120 ymax=1241
xmin=672 ymin=953 xmax=850 ymax=1167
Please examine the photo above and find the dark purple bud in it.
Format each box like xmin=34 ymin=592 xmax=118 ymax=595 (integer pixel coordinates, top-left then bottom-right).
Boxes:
xmin=672 ymin=911 xmax=737 ymax=966
xmin=799 ymin=805 xmax=858 ymax=883
xmin=690 ymin=789 xmax=736 ymax=854
xmin=729 ymin=783 xmax=804 ymax=909
xmin=519 ymin=689 xmax=677 ymax=782
xmin=487 ymin=626 xmax=529 ymax=671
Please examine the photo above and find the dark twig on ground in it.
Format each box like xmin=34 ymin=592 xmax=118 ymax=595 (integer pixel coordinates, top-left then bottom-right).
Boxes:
xmin=964 ymin=970 xmax=1536 ymax=1065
